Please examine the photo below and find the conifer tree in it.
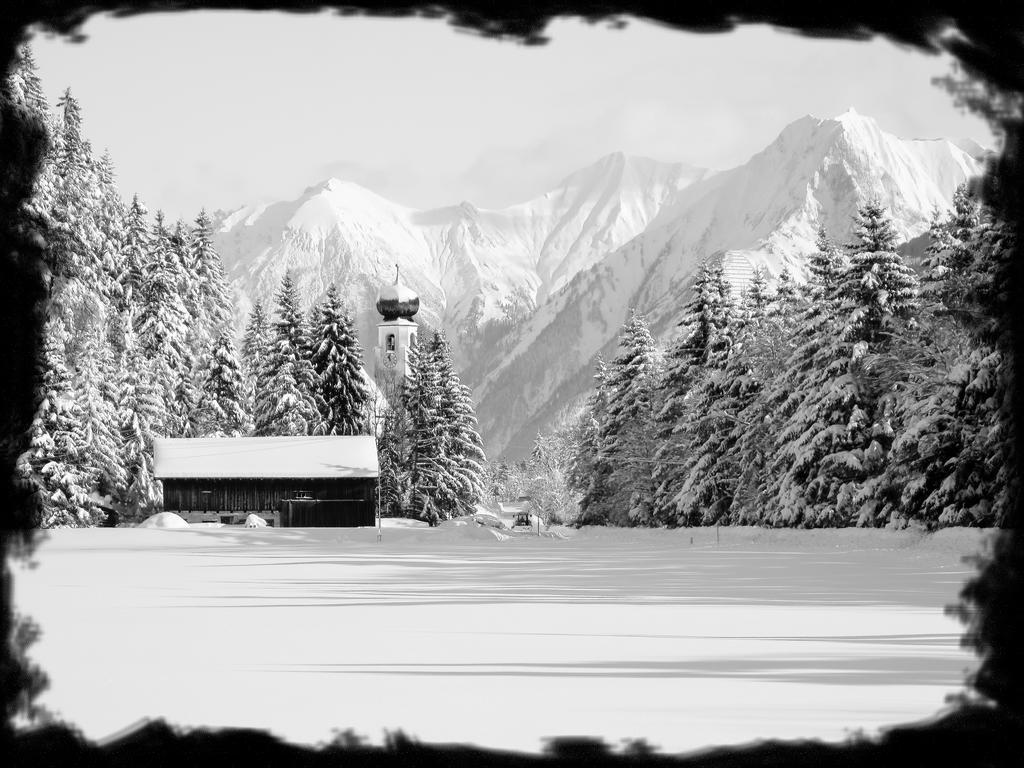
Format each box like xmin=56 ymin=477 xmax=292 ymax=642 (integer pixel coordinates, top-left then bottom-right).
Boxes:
xmin=849 ymin=198 xmax=900 ymax=253
xmin=840 ymin=205 xmax=919 ymax=346
xmin=166 ymin=359 xmax=202 ymax=438
xmin=17 ymin=321 xmax=99 ymax=527
xmin=117 ymin=320 xmax=165 ymax=519
xmin=118 ymin=195 xmax=150 ymax=312
xmin=875 ymin=198 xmax=1014 ymax=527
xmin=403 ymin=336 xmax=445 ymax=524
xmin=188 ymin=209 xmax=232 ymax=335
xmin=594 ymin=311 xmax=661 ymax=525
xmin=808 ymin=226 xmax=845 ymax=301
xmin=310 ymin=285 xmax=371 ymax=435
xmin=243 ymin=301 xmax=271 ymax=376
xmin=196 ymin=332 xmax=252 ymax=437
xmin=376 ymin=402 xmax=405 ymax=517
xmin=921 ymin=185 xmax=982 ymax=320
xmin=92 ymin=150 xmax=127 ymax=310
xmin=136 ymin=211 xmax=189 ymax=372
xmin=744 ymin=267 xmax=772 ymax=314
xmin=306 ymin=301 xmax=322 ymax=360
xmin=428 ymin=331 xmax=487 ymax=517
xmin=674 ymin=283 xmax=775 ymax=526
xmin=568 ymin=359 xmax=610 ymax=523
xmin=73 ymin=327 xmax=126 ymax=502
xmin=765 ymin=201 xmax=917 ymax=526
xmin=46 ymin=88 xmax=107 ymax=342
xmin=56 ymin=88 xmax=86 ymax=178
xmin=652 ymin=265 xmax=734 ymax=521
xmin=3 ymin=44 xmax=48 ymax=116
xmin=253 ymin=271 xmax=319 ymax=435
xmin=773 ymin=266 xmax=802 ymax=308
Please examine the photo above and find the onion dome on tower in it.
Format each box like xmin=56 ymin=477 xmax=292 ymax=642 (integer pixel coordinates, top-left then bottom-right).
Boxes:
xmin=375 ymin=266 xmax=420 ymax=321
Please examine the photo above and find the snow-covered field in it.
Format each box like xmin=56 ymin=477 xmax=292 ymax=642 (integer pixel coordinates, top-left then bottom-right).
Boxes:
xmin=12 ymin=513 xmax=992 ymax=754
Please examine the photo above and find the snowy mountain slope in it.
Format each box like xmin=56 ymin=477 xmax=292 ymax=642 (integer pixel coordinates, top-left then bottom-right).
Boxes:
xmin=214 ymin=110 xmax=983 ymax=460
xmin=214 ymin=153 xmax=707 ymax=366
xmin=474 ymin=110 xmax=983 ymax=458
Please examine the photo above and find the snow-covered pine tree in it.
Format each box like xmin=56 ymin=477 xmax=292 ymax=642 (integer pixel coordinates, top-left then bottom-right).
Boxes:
xmin=840 ymin=203 xmax=919 ymax=347
xmin=834 ymin=207 xmax=920 ymax=524
xmin=46 ymin=88 xmax=109 ymax=349
xmin=877 ymin=197 xmax=1014 ymax=528
xmin=168 ymin=218 xmax=194 ymax=313
xmin=726 ymin=305 xmax=790 ymax=523
xmin=419 ymin=332 xmax=467 ymax=519
xmin=922 ymin=185 xmax=983 ymax=322
xmin=253 ymin=271 xmax=319 ymax=436
xmin=242 ymin=301 xmax=271 ymax=424
xmin=402 ymin=335 xmax=445 ymax=525
xmin=116 ymin=318 xmax=166 ymax=520
xmin=651 ymin=264 xmax=734 ymax=523
xmin=772 ymin=266 xmax=802 ymax=309
xmin=136 ymin=212 xmax=189 ymax=366
xmin=428 ymin=331 xmax=486 ymax=517
xmin=674 ymin=281 xmax=775 ymax=527
xmin=567 ymin=358 xmax=609 ymax=524
xmin=188 ymin=209 xmax=232 ymax=335
xmin=243 ymin=301 xmax=271 ymax=376
xmin=73 ymin=327 xmax=126 ymax=506
xmin=848 ymin=198 xmax=900 ymax=253
xmin=744 ymin=266 xmax=772 ymax=315
xmin=17 ymin=320 xmax=100 ymax=527
xmin=2 ymin=44 xmax=48 ymax=117
xmin=195 ymin=331 xmax=252 ymax=437
xmin=449 ymin=381 xmax=487 ymax=514
xmin=90 ymin=150 xmax=126 ymax=307
xmin=118 ymin=195 xmax=150 ymax=313
xmin=306 ymin=301 xmax=322 ymax=360
xmin=808 ymin=226 xmax=845 ymax=301
xmin=589 ymin=310 xmax=661 ymax=526
xmin=310 ymin=285 xmax=371 ymax=435
xmin=376 ymin=401 xmax=405 ymax=518
xmin=764 ymin=201 xmax=917 ymax=527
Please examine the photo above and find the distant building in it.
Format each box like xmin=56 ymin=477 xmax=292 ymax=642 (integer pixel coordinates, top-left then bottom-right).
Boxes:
xmin=154 ymin=435 xmax=379 ymax=526
xmin=374 ymin=265 xmax=420 ymax=383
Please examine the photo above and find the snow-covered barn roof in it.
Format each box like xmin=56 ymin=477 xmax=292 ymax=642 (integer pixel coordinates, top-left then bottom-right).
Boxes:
xmin=154 ymin=436 xmax=379 ymax=479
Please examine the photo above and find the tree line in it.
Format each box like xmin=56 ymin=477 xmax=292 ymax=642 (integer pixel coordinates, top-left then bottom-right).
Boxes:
xmin=531 ymin=192 xmax=1014 ymax=529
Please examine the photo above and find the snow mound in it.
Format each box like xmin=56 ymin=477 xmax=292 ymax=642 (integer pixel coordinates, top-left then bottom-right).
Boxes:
xmin=380 ymin=518 xmax=430 ymax=529
xmin=438 ymin=518 xmax=510 ymax=541
xmin=472 ymin=511 xmax=508 ymax=530
xmin=138 ymin=512 xmax=189 ymax=529
xmin=245 ymin=514 xmax=268 ymax=528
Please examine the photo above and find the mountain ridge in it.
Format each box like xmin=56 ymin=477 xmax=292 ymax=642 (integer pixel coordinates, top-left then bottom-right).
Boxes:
xmin=213 ymin=111 xmax=985 ymax=459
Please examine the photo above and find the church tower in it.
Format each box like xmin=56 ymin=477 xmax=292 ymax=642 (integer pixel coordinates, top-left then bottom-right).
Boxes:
xmin=374 ymin=265 xmax=420 ymax=383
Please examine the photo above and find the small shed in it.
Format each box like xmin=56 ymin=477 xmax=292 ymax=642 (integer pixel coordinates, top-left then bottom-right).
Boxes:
xmin=154 ymin=436 xmax=379 ymax=527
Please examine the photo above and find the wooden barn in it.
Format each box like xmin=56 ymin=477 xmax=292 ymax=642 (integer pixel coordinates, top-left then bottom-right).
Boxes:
xmin=154 ymin=436 xmax=379 ymax=527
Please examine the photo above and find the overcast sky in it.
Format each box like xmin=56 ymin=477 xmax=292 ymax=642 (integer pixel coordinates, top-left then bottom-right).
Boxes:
xmin=29 ymin=12 xmax=994 ymax=222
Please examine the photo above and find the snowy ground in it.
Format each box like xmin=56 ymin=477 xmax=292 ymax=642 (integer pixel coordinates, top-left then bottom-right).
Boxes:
xmin=12 ymin=508 xmax=992 ymax=754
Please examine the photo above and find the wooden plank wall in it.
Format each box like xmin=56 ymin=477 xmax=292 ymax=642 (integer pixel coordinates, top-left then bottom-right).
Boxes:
xmin=279 ymin=499 xmax=375 ymax=527
xmin=161 ymin=477 xmax=373 ymax=514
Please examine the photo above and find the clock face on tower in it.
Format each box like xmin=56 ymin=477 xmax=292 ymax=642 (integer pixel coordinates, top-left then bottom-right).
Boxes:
xmin=383 ymin=350 xmax=397 ymax=368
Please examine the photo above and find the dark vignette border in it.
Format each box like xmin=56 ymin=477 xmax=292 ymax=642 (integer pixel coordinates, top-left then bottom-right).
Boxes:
xmin=2 ymin=2 xmax=1023 ymax=765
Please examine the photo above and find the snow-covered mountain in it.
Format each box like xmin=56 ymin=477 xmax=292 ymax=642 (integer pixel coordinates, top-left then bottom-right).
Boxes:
xmin=214 ymin=109 xmax=985 ymax=459
xmin=215 ymin=153 xmax=707 ymax=366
